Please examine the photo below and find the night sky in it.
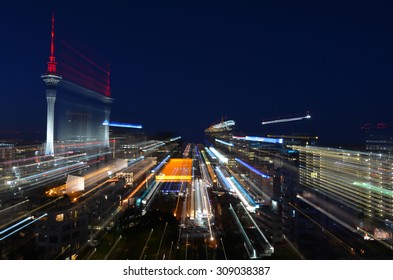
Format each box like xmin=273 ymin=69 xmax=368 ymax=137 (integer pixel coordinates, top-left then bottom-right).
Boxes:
xmin=1 ymin=0 xmax=393 ymax=145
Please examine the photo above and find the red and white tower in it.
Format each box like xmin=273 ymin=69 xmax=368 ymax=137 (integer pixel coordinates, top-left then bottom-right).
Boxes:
xmin=41 ymin=13 xmax=62 ymax=156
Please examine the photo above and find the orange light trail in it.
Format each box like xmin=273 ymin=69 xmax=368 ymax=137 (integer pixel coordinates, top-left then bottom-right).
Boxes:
xmin=155 ymin=158 xmax=192 ymax=182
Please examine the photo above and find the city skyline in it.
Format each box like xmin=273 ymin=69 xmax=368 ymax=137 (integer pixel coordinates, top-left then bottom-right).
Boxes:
xmin=1 ymin=1 xmax=393 ymax=267
xmin=1 ymin=1 xmax=393 ymax=145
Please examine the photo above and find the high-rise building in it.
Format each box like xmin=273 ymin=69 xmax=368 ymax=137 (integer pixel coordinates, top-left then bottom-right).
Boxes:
xmin=41 ymin=14 xmax=62 ymax=156
xmin=293 ymin=145 xmax=393 ymax=228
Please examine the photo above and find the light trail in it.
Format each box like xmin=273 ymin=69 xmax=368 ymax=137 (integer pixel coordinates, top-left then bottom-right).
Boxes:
xmin=215 ymin=138 xmax=234 ymax=147
xmin=228 ymin=203 xmax=255 ymax=258
xmin=239 ymin=201 xmax=273 ymax=252
xmin=289 ymin=202 xmax=356 ymax=254
xmin=181 ymin=183 xmax=188 ymax=226
xmin=141 ymin=142 xmax=165 ymax=152
xmin=267 ymin=134 xmax=318 ymax=140
xmin=0 ymin=213 xmax=48 ymax=241
xmin=209 ymin=147 xmax=228 ymax=164
xmin=0 ymin=150 xmax=74 ymax=165
xmin=151 ymin=155 xmax=170 ymax=173
xmin=142 ymin=181 xmax=161 ymax=207
xmin=356 ymin=227 xmax=393 ymax=251
xmin=232 ymin=136 xmax=283 ymax=144
xmin=190 ymin=179 xmax=195 ymax=220
xmin=0 ymin=217 xmax=32 ymax=235
xmin=131 ymin=161 xmax=156 ymax=183
xmin=139 ymin=228 xmax=154 ymax=260
xmin=240 ymin=174 xmax=271 ymax=201
xmin=71 ymin=179 xmax=109 ymax=202
xmin=296 ymin=194 xmax=358 ymax=233
xmin=83 ymin=159 xmax=128 ymax=188
xmin=262 ymin=113 xmax=311 ymax=125
xmin=102 ymin=120 xmax=142 ymax=129
xmin=13 ymin=162 xmax=86 ymax=185
xmin=60 ymin=80 xmax=110 ymax=102
xmin=122 ymin=173 xmax=154 ymax=203
xmin=235 ymin=158 xmax=270 ymax=178
xmin=5 ymin=152 xmax=84 ymax=169
xmin=292 ymin=145 xmax=393 ymax=221
xmin=227 ymin=177 xmax=258 ymax=213
xmin=195 ymin=179 xmax=202 ymax=218
xmin=1 ymin=196 xmax=64 ymax=229
xmin=202 ymin=180 xmax=214 ymax=240
xmin=0 ymin=199 xmax=29 ymax=214
xmin=173 ymin=182 xmax=185 ymax=218
xmin=215 ymin=167 xmax=233 ymax=190
xmin=104 ymin=235 xmax=122 ymax=260
xmin=200 ymin=150 xmax=216 ymax=183
xmin=168 ymin=136 xmax=181 ymax=142
xmin=204 ymin=147 xmax=217 ymax=161
xmin=283 ymin=235 xmax=306 ymax=260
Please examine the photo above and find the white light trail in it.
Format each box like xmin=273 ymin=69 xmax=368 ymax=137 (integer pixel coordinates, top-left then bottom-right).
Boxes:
xmin=0 ymin=199 xmax=29 ymax=214
xmin=296 ymin=194 xmax=357 ymax=233
xmin=262 ymin=113 xmax=311 ymax=125
xmin=215 ymin=139 xmax=234 ymax=147
xmin=209 ymin=147 xmax=228 ymax=164
xmin=239 ymin=201 xmax=273 ymax=251
xmin=227 ymin=177 xmax=258 ymax=213
xmin=169 ymin=136 xmax=181 ymax=142
xmin=141 ymin=141 xmax=165 ymax=152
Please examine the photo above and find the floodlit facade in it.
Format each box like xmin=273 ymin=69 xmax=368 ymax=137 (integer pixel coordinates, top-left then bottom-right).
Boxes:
xmin=293 ymin=145 xmax=393 ymax=222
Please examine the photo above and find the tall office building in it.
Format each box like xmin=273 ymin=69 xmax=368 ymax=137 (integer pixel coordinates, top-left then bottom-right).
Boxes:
xmin=293 ymin=145 xmax=393 ymax=224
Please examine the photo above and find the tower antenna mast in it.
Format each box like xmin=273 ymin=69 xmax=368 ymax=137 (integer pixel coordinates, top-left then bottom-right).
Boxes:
xmin=47 ymin=11 xmax=57 ymax=74
xmin=105 ymin=63 xmax=111 ymax=97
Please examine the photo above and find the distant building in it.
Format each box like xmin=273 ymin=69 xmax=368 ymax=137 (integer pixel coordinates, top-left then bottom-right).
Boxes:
xmin=362 ymin=122 xmax=393 ymax=154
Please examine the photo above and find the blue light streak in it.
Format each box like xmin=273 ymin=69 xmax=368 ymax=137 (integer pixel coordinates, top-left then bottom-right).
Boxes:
xmin=0 ymin=213 xmax=48 ymax=241
xmin=152 ymin=155 xmax=170 ymax=173
xmin=233 ymin=136 xmax=283 ymax=144
xmin=214 ymin=167 xmax=233 ymax=190
xmin=235 ymin=158 xmax=270 ymax=178
xmin=0 ymin=217 xmax=32 ymax=235
xmin=228 ymin=176 xmax=258 ymax=209
xmin=102 ymin=120 xmax=142 ymax=129
xmin=205 ymin=147 xmax=217 ymax=161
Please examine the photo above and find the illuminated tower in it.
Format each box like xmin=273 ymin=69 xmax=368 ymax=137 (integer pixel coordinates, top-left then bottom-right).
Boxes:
xmin=41 ymin=13 xmax=62 ymax=156
xmin=103 ymin=64 xmax=112 ymax=147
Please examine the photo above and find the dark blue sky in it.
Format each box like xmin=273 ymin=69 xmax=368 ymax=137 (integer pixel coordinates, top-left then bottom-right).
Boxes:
xmin=1 ymin=1 xmax=393 ymax=145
